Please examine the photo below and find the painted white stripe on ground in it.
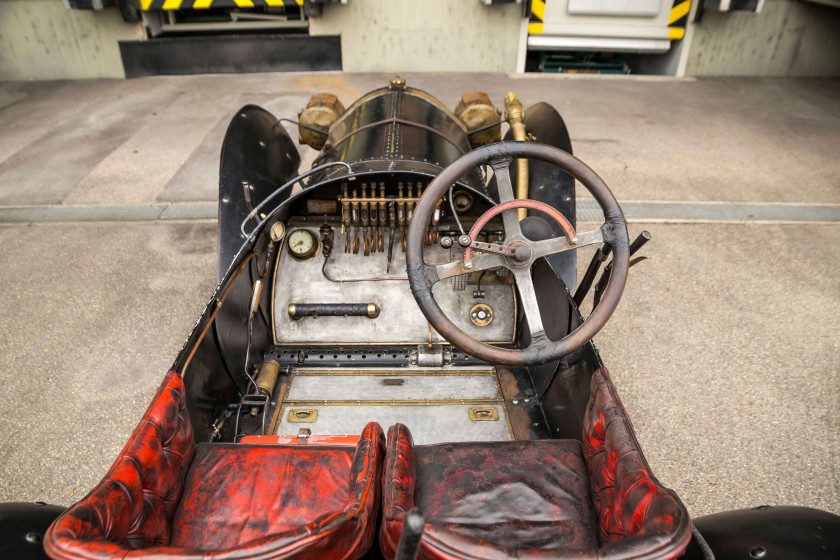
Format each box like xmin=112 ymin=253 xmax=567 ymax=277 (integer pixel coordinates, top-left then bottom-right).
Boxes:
xmin=2 ymin=200 xmax=839 ymax=224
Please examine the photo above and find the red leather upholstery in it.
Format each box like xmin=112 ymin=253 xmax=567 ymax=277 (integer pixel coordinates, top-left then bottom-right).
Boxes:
xmin=169 ymin=422 xmax=385 ymax=557
xmin=44 ymin=370 xmax=195 ymax=558
xmin=380 ymin=367 xmax=691 ymax=560
xmin=381 ymin=425 xmax=599 ymax=559
xmin=581 ymin=368 xmax=691 ymax=555
xmin=44 ymin=368 xmax=385 ymax=560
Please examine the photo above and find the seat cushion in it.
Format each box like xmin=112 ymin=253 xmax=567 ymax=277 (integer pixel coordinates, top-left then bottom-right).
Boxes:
xmin=381 ymin=424 xmax=599 ymax=559
xmin=416 ymin=440 xmax=600 ymax=554
xmin=170 ymin=444 xmax=355 ymax=550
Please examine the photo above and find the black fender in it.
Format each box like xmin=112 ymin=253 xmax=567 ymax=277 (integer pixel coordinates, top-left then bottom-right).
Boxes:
xmin=683 ymin=505 xmax=840 ymax=559
xmin=505 ymin=102 xmax=576 ymax=290
xmin=218 ymin=105 xmax=301 ymax=281
xmin=0 ymin=502 xmax=66 ymax=560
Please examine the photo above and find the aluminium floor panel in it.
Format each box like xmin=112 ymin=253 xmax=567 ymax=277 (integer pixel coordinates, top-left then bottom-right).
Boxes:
xmin=275 ymin=369 xmax=513 ymax=445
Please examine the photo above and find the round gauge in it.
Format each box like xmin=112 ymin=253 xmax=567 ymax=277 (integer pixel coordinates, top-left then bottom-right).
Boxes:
xmin=269 ymin=222 xmax=286 ymax=243
xmin=287 ymin=229 xmax=319 ymax=261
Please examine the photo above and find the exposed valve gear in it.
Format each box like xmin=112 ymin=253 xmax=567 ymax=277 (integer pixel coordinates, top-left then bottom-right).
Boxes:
xmin=387 ymin=199 xmax=397 ymax=273
xmin=369 ymin=184 xmax=378 ymax=254
xmin=397 ymin=183 xmax=406 ymax=252
xmin=332 ymin=180 xmax=433 ymax=271
xmin=431 ymin=199 xmax=443 ymax=244
xmin=407 ymin=183 xmax=415 ymax=224
xmin=378 ymin=183 xmax=386 ymax=252
xmin=350 ymin=189 xmax=360 ymax=254
xmin=361 ymin=183 xmax=370 ymax=256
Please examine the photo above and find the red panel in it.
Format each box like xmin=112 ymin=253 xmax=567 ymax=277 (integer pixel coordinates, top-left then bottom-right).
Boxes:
xmin=239 ymin=434 xmax=361 ymax=446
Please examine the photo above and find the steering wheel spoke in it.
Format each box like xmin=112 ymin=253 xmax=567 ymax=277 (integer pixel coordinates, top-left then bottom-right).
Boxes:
xmin=531 ymin=226 xmax=605 ymax=260
xmin=512 ymin=268 xmax=545 ymax=338
xmin=490 ymin=161 xmax=522 ymax=240
xmin=434 ymin=253 xmax=506 ymax=282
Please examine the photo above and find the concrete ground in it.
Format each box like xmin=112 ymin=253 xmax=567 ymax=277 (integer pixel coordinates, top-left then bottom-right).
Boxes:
xmin=0 ymin=73 xmax=837 ymax=519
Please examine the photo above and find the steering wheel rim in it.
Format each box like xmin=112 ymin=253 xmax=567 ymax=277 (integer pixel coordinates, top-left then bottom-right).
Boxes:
xmin=406 ymin=141 xmax=629 ymax=367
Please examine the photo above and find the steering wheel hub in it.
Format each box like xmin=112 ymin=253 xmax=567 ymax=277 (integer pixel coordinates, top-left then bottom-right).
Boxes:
xmin=505 ymin=241 xmax=532 ymax=267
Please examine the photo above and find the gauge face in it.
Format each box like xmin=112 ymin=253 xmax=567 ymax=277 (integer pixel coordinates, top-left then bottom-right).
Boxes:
xmin=269 ymin=222 xmax=286 ymax=243
xmin=287 ymin=229 xmax=319 ymax=261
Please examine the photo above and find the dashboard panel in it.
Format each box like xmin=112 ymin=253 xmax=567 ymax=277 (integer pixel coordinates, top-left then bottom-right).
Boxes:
xmin=272 ymin=220 xmax=516 ymax=346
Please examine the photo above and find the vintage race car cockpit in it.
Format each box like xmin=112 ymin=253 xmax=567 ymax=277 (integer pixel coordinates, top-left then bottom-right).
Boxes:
xmin=42 ymin=78 xmax=693 ymax=560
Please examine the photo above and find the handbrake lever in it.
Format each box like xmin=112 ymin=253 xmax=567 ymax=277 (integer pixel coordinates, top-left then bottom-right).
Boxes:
xmin=592 ymin=230 xmax=651 ymax=308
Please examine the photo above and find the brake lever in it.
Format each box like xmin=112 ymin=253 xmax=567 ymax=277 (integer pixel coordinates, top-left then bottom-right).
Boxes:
xmin=592 ymin=231 xmax=651 ymax=308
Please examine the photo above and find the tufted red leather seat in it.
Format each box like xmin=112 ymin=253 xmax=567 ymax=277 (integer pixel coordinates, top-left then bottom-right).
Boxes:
xmin=44 ymin=370 xmax=385 ymax=560
xmin=380 ymin=368 xmax=691 ymax=560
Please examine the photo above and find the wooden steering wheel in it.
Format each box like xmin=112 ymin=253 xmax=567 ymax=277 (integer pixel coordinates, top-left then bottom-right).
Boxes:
xmin=406 ymin=141 xmax=629 ymax=367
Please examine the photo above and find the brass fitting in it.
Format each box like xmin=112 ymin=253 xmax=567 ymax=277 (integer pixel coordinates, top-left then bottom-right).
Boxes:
xmin=255 ymin=359 xmax=281 ymax=398
xmin=504 ymin=92 xmax=529 ymax=220
xmin=298 ymin=93 xmax=345 ymax=150
xmin=455 ymin=91 xmax=501 ymax=148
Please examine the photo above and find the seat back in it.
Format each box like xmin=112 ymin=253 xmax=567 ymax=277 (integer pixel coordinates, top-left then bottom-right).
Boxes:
xmin=44 ymin=371 xmax=385 ymax=560
xmin=44 ymin=370 xmax=195 ymax=559
xmin=582 ymin=368 xmax=691 ymax=554
xmin=381 ymin=368 xmax=692 ymax=560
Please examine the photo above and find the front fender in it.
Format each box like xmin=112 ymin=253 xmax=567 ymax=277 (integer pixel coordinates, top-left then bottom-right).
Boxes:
xmin=218 ymin=105 xmax=301 ymax=281
xmin=0 ymin=502 xmax=66 ymax=560
xmin=683 ymin=505 xmax=840 ymax=559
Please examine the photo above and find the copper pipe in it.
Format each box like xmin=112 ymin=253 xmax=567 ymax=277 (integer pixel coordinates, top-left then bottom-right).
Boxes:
xmin=180 ymin=253 xmax=258 ymax=375
xmin=322 ymin=257 xmax=407 ymax=283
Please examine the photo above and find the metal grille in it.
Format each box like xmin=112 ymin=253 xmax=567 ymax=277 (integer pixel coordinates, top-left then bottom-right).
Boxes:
xmin=452 ymin=273 xmax=469 ymax=291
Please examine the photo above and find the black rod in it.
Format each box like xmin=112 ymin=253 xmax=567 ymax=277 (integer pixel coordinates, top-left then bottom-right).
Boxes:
xmin=394 ymin=508 xmax=425 ymax=560
xmin=573 ymin=243 xmax=611 ymax=307
xmin=593 ymin=231 xmax=651 ymax=308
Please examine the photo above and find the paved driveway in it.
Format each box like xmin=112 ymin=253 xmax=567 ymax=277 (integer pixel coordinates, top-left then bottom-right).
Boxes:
xmin=0 ymin=73 xmax=837 ymax=517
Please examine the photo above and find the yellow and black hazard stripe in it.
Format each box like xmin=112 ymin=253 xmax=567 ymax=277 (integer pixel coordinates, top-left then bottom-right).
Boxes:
xmin=528 ymin=0 xmax=545 ymax=35
xmin=141 ymin=0 xmax=303 ymax=10
xmin=667 ymin=0 xmax=691 ymax=40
